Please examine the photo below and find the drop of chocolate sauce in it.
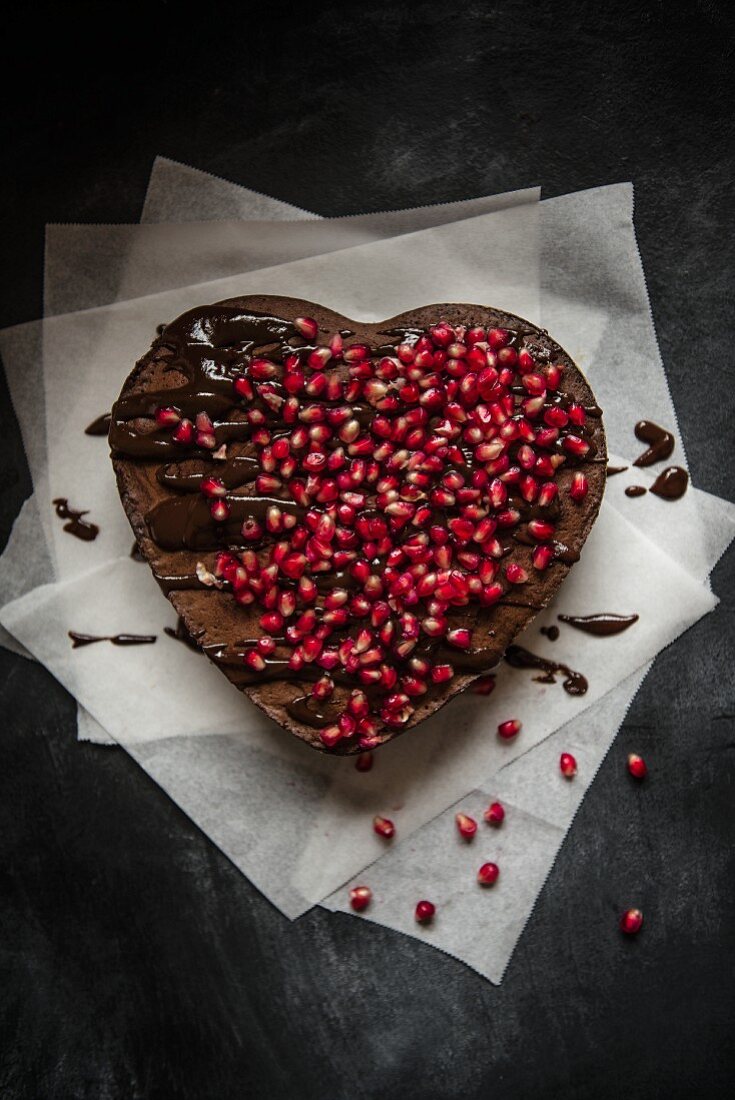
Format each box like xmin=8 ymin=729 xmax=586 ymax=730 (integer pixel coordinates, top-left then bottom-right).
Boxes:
xmin=650 ymin=466 xmax=688 ymax=500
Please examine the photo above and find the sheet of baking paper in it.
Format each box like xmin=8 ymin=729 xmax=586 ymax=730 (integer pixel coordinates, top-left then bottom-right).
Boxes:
xmin=47 ymin=190 xmax=541 ymax=312
xmin=0 ymin=160 xmax=730 ymax=972
xmin=0 ymin=502 xmax=719 ymax=914
xmin=141 ymin=156 xmax=321 ymax=223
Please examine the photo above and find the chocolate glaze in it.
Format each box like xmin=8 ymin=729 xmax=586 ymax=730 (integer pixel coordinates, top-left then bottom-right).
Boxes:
xmin=650 ymin=466 xmax=688 ymax=500
xmin=633 ymin=420 xmax=674 ymax=467
xmin=84 ymin=413 xmax=111 ymax=436
xmin=558 ymin=612 xmax=639 ymax=636
xmin=164 ymin=617 xmax=203 ymax=651
xmin=504 ymin=644 xmax=588 ymax=695
xmin=52 ymin=498 xmax=99 ymax=542
xmin=540 ymin=625 xmax=560 ymax=641
xmin=552 ymin=540 xmax=581 ymax=564
xmin=625 ymin=485 xmax=647 ymax=498
xmin=606 ymin=465 xmax=628 ymax=477
xmin=69 ymin=631 xmax=156 ymax=648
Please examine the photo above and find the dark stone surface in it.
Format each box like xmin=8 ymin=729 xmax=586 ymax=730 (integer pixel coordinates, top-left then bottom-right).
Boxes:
xmin=1 ymin=3 xmax=733 ymax=1097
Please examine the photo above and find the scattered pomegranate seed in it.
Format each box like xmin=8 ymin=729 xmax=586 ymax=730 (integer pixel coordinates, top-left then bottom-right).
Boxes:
xmin=484 ymin=801 xmax=505 ymax=826
xmin=560 ymin=752 xmax=577 ymax=778
xmin=294 ymin=316 xmax=318 ymax=340
xmin=172 ymin=418 xmax=194 ymax=445
xmin=620 ymin=908 xmax=643 ymax=935
xmin=200 ymin=475 xmax=226 ymax=498
xmin=415 ymin=900 xmax=436 ymax=924
xmin=373 ymin=815 xmax=395 ymax=839
xmin=355 ymin=752 xmax=373 ymax=772
xmin=349 ymin=886 xmax=372 ymax=912
xmin=498 ymin=719 xmax=521 ymax=739
xmin=209 ymin=499 xmax=231 ymax=522
xmin=154 ymin=405 xmax=181 ymax=427
xmin=570 ymin=471 xmax=589 ymax=502
xmin=627 ymin=753 xmax=647 ymax=779
xmin=471 ymin=674 xmax=495 ymax=695
xmin=477 ymin=862 xmax=500 ymax=886
xmin=455 ymin=812 xmax=478 ymax=839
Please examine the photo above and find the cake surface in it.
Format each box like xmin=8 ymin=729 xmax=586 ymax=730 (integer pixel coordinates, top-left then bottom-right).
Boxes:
xmin=110 ymin=295 xmax=606 ymax=752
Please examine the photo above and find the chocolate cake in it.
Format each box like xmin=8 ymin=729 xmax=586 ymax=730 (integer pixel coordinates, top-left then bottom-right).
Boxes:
xmin=109 ymin=296 xmax=606 ymax=753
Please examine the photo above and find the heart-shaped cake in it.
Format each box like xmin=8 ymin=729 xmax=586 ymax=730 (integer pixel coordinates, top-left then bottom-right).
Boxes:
xmin=110 ymin=296 xmax=606 ymax=753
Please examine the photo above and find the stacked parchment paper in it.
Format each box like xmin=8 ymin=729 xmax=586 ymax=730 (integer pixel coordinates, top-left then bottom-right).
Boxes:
xmin=1 ymin=159 xmax=733 ymax=982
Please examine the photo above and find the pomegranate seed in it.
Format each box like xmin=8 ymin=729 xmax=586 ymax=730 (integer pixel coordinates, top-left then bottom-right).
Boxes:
xmin=533 ymin=544 xmax=554 ymax=571
xmin=471 ymin=675 xmax=495 ymax=695
xmin=455 ymin=812 xmax=478 ymax=839
xmin=570 ymin=472 xmax=589 ymax=502
xmin=562 ymin=434 xmax=590 ymax=457
xmin=488 ymin=328 xmax=510 ymax=350
xmin=241 ymin=518 xmax=263 ymax=541
xmin=560 ymin=752 xmax=577 ymax=778
xmin=498 ymin=719 xmax=521 ymax=739
xmin=477 ymin=862 xmax=500 ymax=886
xmin=484 ymin=801 xmax=505 ymax=826
xmin=373 ymin=815 xmax=395 ymax=839
xmin=355 ymin=752 xmax=373 ymax=772
xmin=446 ymin=627 xmax=471 ymax=649
xmin=505 ymin=563 xmax=528 ymax=584
xmin=209 ymin=499 xmax=231 ymax=522
xmin=200 ymin=475 xmax=227 ymax=499
xmin=415 ymin=900 xmax=436 ymax=924
xmin=154 ymin=405 xmax=181 ymax=427
xmin=627 ymin=753 xmax=647 ymax=779
xmin=172 ymin=418 xmax=194 ymax=445
xmin=431 ymin=664 xmax=454 ymax=683
xmin=620 ymin=908 xmax=643 ymax=935
xmin=349 ymin=886 xmax=372 ymax=912
xmin=294 ymin=316 xmax=318 ymax=340
xmin=244 ymin=650 xmax=266 ymax=672
xmin=320 ymin=724 xmax=343 ymax=748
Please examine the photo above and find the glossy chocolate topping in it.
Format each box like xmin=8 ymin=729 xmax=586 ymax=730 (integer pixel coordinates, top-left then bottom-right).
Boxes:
xmin=69 ymin=631 xmax=156 ymax=648
xmin=504 ymin=644 xmax=588 ymax=695
xmin=625 ymin=485 xmax=647 ymax=498
xmin=85 ymin=413 xmax=112 ymax=436
xmin=52 ymin=498 xmax=99 ymax=542
xmin=650 ymin=466 xmax=688 ymax=500
xmin=606 ymin=465 xmax=628 ymax=476
xmin=164 ymin=617 xmax=203 ymax=651
xmin=557 ymin=612 xmax=639 ymax=636
xmin=633 ymin=420 xmax=674 ymax=467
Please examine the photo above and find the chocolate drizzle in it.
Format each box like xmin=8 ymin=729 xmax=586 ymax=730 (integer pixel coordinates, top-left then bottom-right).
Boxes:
xmin=504 ymin=644 xmax=588 ymax=695
xmin=650 ymin=466 xmax=688 ymax=500
xmin=606 ymin=465 xmax=628 ymax=477
xmin=625 ymin=485 xmax=647 ymax=498
xmin=52 ymin=498 xmax=99 ymax=542
xmin=540 ymin=625 xmax=559 ymax=641
xmin=69 ymin=631 xmax=156 ymax=648
xmin=164 ymin=617 xmax=203 ymax=651
xmin=633 ymin=420 xmax=674 ymax=467
xmin=84 ymin=413 xmax=111 ymax=436
xmin=558 ymin=612 xmax=639 ymax=636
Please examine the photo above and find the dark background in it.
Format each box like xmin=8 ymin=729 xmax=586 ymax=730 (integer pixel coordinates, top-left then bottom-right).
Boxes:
xmin=1 ymin=2 xmax=734 ymax=1097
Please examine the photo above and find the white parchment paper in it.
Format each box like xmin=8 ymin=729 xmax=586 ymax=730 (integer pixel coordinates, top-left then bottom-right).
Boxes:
xmin=1 ymin=163 xmax=733 ymax=980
